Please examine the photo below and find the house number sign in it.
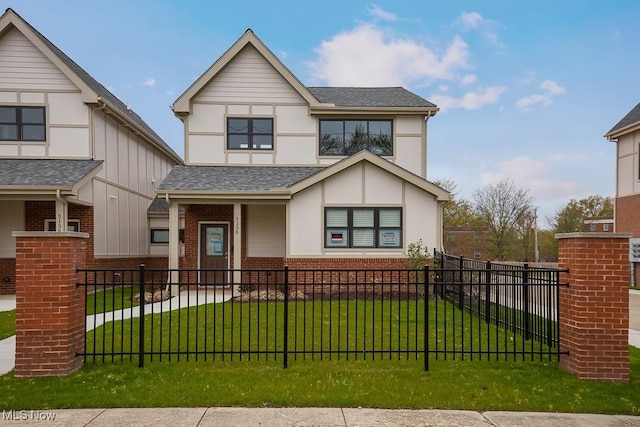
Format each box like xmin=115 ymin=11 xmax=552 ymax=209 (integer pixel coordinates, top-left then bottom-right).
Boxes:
xmin=630 ymin=238 xmax=640 ymax=262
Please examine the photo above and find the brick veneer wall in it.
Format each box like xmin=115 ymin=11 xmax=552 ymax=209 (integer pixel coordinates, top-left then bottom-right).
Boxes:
xmin=183 ymin=204 xmax=234 ymax=269
xmin=13 ymin=232 xmax=87 ymax=377
xmin=556 ymin=232 xmax=630 ymax=382
xmin=615 ymin=195 xmax=640 ymax=286
xmin=0 ymin=258 xmax=15 ymax=295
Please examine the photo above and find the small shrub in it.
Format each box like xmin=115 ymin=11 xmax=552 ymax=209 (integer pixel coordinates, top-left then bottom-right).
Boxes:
xmin=406 ymin=240 xmax=431 ymax=270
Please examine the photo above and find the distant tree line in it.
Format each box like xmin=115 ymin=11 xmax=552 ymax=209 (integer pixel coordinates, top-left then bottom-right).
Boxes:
xmin=437 ymin=178 xmax=613 ymax=262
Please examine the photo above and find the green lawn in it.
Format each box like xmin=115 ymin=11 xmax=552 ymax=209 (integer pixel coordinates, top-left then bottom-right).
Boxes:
xmin=0 ymin=310 xmax=14 ymax=340
xmin=85 ymin=285 xmax=139 ymax=315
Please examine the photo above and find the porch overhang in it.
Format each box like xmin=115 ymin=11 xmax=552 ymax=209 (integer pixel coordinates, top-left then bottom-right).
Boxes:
xmin=155 ymin=189 xmax=292 ymax=203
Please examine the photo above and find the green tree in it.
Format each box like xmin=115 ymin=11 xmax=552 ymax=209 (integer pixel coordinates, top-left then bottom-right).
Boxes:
xmin=472 ymin=179 xmax=534 ymax=260
xmin=550 ymin=195 xmax=614 ymax=233
xmin=434 ymin=179 xmax=480 ymax=228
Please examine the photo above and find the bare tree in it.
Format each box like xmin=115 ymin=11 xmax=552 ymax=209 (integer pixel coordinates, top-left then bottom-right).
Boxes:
xmin=472 ymin=179 xmax=534 ymax=260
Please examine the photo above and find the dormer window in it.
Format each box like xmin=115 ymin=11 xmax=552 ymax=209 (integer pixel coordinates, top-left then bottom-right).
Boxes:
xmin=0 ymin=106 xmax=45 ymax=141
xmin=227 ymin=118 xmax=273 ymax=150
xmin=319 ymin=119 xmax=392 ymax=156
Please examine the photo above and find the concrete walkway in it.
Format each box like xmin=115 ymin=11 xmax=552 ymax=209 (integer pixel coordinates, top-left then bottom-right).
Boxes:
xmin=0 ymin=407 xmax=639 ymax=426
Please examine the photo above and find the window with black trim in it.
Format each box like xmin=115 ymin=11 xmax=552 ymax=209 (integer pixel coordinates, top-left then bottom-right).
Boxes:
xmin=325 ymin=207 xmax=402 ymax=248
xmin=45 ymin=219 xmax=80 ymax=232
xmin=227 ymin=118 xmax=273 ymax=150
xmin=319 ymin=119 xmax=392 ymax=156
xmin=0 ymin=106 xmax=45 ymax=141
xmin=150 ymin=229 xmax=184 ymax=244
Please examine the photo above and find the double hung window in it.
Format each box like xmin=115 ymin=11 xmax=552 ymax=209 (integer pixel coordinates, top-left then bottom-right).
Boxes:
xmin=325 ymin=207 xmax=402 ymax=248
xmin=319 ymin=119 xmax=392 ymax=156
xmin=227 ymin=118 xmax=273 ymax=150
xmin=0 ymin=106 xmax=45 ymax=141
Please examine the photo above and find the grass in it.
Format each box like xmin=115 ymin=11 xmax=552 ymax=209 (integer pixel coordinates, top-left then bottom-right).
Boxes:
xmin=0 ymin=349 xmax=639 ymax=413
xmin=0 ymin=310 xmax=14 ymax=340
xmin=85 ymin=286 xmax=138 ymax=315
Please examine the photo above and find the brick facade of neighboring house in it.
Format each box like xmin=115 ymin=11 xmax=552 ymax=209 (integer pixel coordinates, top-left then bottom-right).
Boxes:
xmin=443 ymin=227 xmax=489 ymax=260
xmin=582 ymin=216 xmax=614 ymax=233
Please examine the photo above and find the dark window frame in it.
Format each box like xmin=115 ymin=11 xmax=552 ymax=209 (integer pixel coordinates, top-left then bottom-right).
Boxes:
xmin=319 ymin=119 xmax=393 ymax=156
xmin=324 ymin=207 xmax=402 ymax=249
xmin=45 ymin=219 xmax=80 ymax=232
xmin=226 ymin=117 xmax=274 ymax=151
xmin=0 ymin=106 xmax=46 ymax=142
xmin=150 ymin=229 xmax=185 ymax=244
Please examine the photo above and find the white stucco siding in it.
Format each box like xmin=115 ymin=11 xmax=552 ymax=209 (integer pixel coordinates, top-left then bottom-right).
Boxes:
xmin=0 ymin=201 xmax=24 ymax=257
xmin=247 ymin=205 xmax=286 ymax=257
xmin=189 ymin=104 xmax=226 ymax=133
xmin=394 ymin=136 xmax=424 ymax=178
xmin=288 ymin=162 xmax=440 ymax=257
xmin=275 ymin=136 xmax=317 ymax=165
xmin=289 ymin=184 xmax=323 ymax=256
xmin=195 ymin=46 xmax=306 ymax=104
xmin=616 ymin=132 xmax=638 ymax=197
xmin=48 ymin=127 xmax=90 ymax=157
xmin=0 ymin=29 xmax=76 ymax=91
xmin=186 ymin=135 xmax=225 ymax=164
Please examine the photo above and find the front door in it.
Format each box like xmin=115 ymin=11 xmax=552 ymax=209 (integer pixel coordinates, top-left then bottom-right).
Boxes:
xmin=200 ymin=224 xmax=228 ymax=285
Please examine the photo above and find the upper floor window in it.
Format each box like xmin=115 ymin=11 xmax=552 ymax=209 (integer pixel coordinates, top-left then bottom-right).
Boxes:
xmin=227 ymin=118 xmax=273 ymax=150
xmin=319 ymin=119 xmax=392 ymax=156
xmin=0 ymin=106 xmax=45 ymax=141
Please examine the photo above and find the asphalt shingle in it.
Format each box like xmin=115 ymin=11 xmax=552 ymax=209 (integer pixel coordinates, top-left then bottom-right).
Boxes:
xmin=608 ymin=102 xmax=640 ymax=135
xmin=307 ymin=87 xmax=436 ymax=108
xmin=158 ymin=166 xmax=324 ymax=192
xmin=0 ymin=159 xmax=103 ymax=187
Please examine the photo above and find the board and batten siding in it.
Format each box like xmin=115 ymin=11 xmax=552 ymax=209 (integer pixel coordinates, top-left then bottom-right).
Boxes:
xmin=616 ymin=132 xmax=640 ymax=197
xmin=92 ymin=111 xmax=175 ymax=257
xmin=287 ymin=162 xmax=439 ymax=257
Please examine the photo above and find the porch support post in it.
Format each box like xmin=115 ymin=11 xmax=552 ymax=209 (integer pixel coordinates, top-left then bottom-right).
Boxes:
xmin=233 ymin=203 xmax=242 ymax=284
xmin=55 ymin=193 xmax=68 ymax=232
xmin=168 ymin=199 xmax=180 ymax=295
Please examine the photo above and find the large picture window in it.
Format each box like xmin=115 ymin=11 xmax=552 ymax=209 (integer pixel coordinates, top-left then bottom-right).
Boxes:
xmin=0 ymin=106 xmax=45 ymax=141
xmin=319 ymin=119 xmax=392 ymax=156
xmin=227 ymin=118 xmax=273 ymax=150
xmin=325 ymin=207 xmax=402 ymax=248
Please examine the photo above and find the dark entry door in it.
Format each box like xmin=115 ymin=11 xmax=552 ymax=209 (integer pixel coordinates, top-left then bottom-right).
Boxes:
xmin=200 ymin=224 xmax=228 ymax=285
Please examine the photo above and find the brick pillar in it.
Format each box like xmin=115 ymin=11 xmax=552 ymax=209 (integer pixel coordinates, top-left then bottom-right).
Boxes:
xmin=12 ymin=231 xmax=88 ymax=377
xmin=556 ymin=232 xmax=631 ymax=382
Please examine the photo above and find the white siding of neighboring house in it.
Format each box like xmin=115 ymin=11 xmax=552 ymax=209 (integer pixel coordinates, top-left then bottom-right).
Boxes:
xmin=0 ymin=201 xmax=24 ymax=257
xmin=183 ymin=44 xmax=429 ymax=177
xmin=0 ymin=29 xmax=91 ymax=159
xmin=288 ymin=162 xmax=439 ymax=257
xmin=616 ymin=132 xmax=639 ymax=197
xmin=247 ymin=204 xmax=286 ymax=257
xmin=90 ymin=111 xmax=176 ymax=257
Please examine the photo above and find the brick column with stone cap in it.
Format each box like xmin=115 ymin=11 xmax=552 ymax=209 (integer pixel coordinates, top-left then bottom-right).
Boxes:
xmin=556 ymin=232 xmax=630 ymax=382
xmin=12 ymin=231 xmax=88 ymax=377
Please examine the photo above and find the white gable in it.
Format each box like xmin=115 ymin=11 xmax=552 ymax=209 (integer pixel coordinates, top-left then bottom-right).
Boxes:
xmin=194 ymin=45 xmax=306 ymax=104
xmin=0 ymin=28 xmax=77 ymax=91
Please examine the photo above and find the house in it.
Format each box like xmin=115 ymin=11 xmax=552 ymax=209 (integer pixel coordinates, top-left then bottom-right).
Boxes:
xmin=582 ymin=216 xmax=614 ymax=233
xmin=443 ymin=226 xmax=489 ymax=260
xmin=605 ymin=102 xmax=640 ymax=285
xmin=0 ymin=8 xmax=182 ymax=294
xmin=156 ymin=29 xmax=449 ymax=280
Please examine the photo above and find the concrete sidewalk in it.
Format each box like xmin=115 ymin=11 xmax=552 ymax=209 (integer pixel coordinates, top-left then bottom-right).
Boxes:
xmin=0 ymin=407 xmax=638 ymax=426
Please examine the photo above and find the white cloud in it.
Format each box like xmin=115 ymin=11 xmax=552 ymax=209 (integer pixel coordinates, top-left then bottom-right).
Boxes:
xmin=308 ymin=24 xmax=469 ymax=87
xmin=548 ymin=152 xmax=587 ymax=162
xmin=516 ymin=79 xmax=565 ymax=110
xmin=438 ymin=84 xmax=449 ymax=92
xmin=456 ymin=12 xmax=483 ymax=30
xmin=367 ymin=4 xmax=400 ymax=22
xmin=280 ymin=50 xmax=289 ymax=59
xmin=460 ymin=74 xmax=477 ymax=85
xmin=143 ymin=78 xmax=156 ymax=87
xmin=430 ymin=86 xmax=507 ymax=111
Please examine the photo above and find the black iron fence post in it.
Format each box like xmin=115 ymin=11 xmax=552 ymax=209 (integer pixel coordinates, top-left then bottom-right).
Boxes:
xmin=485 ymin=261 xmax=492 ymax=323
xmin=424 ymin=265 xmax=429 ymax=371
xmin=283 ymin=265 xmax=289 ymax=369
xmin=523 ymin=263 xmax=530 ymax=341
xmin=458 ymin=256 xmax=464 ymax=308
xmin=138 ymin=264 xmax=145 ymax=369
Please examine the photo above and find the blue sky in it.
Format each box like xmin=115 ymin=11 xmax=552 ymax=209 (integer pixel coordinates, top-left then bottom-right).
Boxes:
xmin=5 ymin=0 xmax=639 ymax=223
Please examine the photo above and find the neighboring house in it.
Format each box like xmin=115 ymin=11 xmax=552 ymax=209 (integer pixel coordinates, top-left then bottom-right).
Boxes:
xmin=156 ymin=29 xmax=449 ymax=280
xmin=605 ymin=102 xmax=640 ymax=285
xmin=582 ymin=216 xmax=614 ymax=233
xmin=443 ymin=227 xmax=489 ymax=260
xmin=0 ymin=9 xmax=182 ymax=293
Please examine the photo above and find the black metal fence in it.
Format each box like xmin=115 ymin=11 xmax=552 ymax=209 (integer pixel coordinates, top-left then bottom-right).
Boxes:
xmin=77 ymin=259 xmax=567 ymax=370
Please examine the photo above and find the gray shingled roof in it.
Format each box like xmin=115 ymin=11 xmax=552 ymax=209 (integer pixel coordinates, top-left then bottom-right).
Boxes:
xmin=148 ymin=197 xmax=185 ymax=213
xmin=0 ymin=159 xmax=102 ymax=187
xmin=608 ymin=102 xmax=640 ymax=135
xmin=5 ymin=8 xmax=181 ymax=162
xmin=307 ymin=87 xmax=436 ymax=108
xmin=158 ymin=166 xmax=324 ymax=192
